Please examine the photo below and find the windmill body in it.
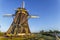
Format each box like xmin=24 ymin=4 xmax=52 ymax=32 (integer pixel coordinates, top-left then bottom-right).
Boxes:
xmin=6 ymin=8 xmax=31 ymax=36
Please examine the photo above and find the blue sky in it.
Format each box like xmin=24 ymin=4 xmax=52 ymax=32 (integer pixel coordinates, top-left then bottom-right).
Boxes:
xmin=0 ymin=0 xmax=60 ymax=32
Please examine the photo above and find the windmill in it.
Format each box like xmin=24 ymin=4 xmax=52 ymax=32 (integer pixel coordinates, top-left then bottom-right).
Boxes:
xmin=3 ymin=1 xmax=39 ymax=36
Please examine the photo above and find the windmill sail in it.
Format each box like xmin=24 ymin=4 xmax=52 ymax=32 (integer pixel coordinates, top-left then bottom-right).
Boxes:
xmin=22 ymin=1 xmax=25 ymax=8
xmin=28 ymin=15 xmax=39 ymax=18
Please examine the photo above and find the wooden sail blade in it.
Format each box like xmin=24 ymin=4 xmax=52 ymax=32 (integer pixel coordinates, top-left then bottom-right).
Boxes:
xmin=28 ymin=15 xmax=39 ymax=18
xmin=3 ymin=14 xmax=15 ymax=17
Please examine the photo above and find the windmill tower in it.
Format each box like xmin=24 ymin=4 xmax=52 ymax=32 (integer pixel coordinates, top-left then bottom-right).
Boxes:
xmin=3 ymin=1 xmax=39 ymax=36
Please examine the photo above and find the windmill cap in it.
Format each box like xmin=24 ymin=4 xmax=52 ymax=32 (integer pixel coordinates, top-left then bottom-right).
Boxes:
xmin=16 ymin=8 xmax=29 ymax=15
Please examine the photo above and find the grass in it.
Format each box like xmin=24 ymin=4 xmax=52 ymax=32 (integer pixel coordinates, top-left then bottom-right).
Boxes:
xmin=0 ymin=32 xmax=4 ymax=36
xmin=0 ymin=36 xmax=55 ymax=40
xmin=0 ymin=38 xmax=8 ymax=40
xmin=0 ymin=32 xmax=56 ymax=40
